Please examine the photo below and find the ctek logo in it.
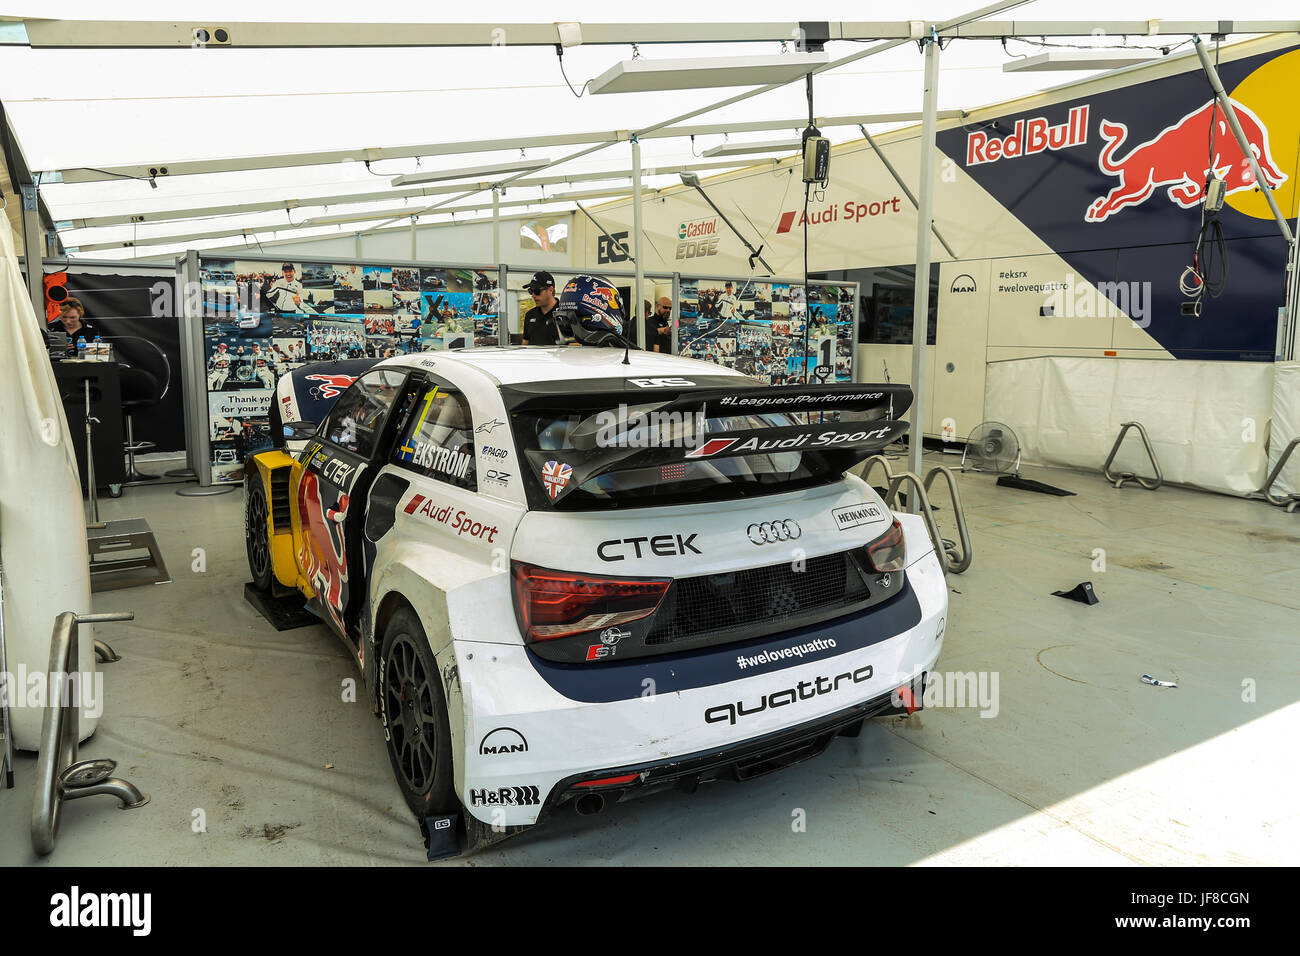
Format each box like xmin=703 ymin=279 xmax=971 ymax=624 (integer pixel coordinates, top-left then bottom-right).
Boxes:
xmin=597 ymin=534 xmax=701 ymax=561
xmin=949 ymin=274 xmax=977 ymax=294
xmin=966 ymin=106 xmax=1089 ymax=166
xmin=776 ymin=197 xmax=903 ymax=233
xmin=479 ymin=727 xmax=529 ymax=755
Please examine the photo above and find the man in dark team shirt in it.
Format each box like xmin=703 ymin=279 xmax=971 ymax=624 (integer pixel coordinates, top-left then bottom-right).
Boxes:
xmin=520 ymin=271 xmax=561 ymax=346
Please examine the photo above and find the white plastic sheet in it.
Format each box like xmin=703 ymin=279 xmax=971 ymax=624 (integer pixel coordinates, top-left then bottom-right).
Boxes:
xmin=0 ymin=218 xmax=97 ymax=749
xmin=984 ymin=357 xmax=1274 ymax=497
xmin=1268 ymin=362 xmax=1300 ymax=498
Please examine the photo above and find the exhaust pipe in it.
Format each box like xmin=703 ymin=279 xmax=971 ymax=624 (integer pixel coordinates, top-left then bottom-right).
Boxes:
xmin=573 ymin=792 xmax=606 ymax=816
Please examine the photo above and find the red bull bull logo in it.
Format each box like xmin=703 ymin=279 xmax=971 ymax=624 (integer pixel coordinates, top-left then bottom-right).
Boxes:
xmin=1086 ymin=98 xmax=1288 ymax=223
xmin=305 ymin=373 xmax=358 ymax=399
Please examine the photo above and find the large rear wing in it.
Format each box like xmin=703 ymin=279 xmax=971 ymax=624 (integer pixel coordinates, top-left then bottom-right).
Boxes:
xmin=508 ymin=379 xmax=913 ymax=506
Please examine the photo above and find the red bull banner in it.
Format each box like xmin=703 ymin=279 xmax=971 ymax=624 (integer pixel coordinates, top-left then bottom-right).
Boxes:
xmin=938 ymin=40 xmax=1300 ymax=361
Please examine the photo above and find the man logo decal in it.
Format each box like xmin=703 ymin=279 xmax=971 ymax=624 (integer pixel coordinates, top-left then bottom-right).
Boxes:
xmin=479 ymin=727 xmax=529 ymax=755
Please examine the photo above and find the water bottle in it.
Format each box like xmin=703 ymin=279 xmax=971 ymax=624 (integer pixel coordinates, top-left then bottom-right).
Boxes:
xmin=75 ymin=336 xmax=87 ymax=360
xmin=92 ymin=335 xmax=104 ymax=361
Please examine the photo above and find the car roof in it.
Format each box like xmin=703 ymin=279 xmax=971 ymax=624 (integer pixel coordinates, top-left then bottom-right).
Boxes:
xmin=377 ymin=346 xmax=751 ymax=387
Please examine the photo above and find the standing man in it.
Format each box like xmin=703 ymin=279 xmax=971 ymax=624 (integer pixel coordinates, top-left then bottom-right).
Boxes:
xmin=521 ymin=271 xmax=561 ymax=346
xmin=717 ymin=281 xmax=739 ymax=325
xmin=646 ymin=297 xmax=673 ymax=353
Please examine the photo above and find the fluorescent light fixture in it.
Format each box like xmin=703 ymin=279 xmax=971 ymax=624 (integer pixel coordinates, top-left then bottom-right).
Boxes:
xmin=590 ymin=52 xmax=829 ymax=95
xmin=701 ymin=138 xmax=803 ymax=158
xmin=1002 ymin=49 xmax=1159 ymax=73
xmin=390 ymin=157 xmax=551 ymax=187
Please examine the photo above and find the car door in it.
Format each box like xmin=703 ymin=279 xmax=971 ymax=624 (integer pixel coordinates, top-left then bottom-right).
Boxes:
xmin=297 ymin=366 xmax=413 ymax=638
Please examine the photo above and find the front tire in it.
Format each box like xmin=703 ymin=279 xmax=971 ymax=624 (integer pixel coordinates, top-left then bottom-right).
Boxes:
xmin=379 ymin=607 xmax=456 ymax=821
xmin=244 ymin=475 xmax=274 ymax=591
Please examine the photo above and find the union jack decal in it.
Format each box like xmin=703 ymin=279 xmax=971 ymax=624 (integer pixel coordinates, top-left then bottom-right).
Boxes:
xmin=541 ymin=460 xmax=573 ymax=500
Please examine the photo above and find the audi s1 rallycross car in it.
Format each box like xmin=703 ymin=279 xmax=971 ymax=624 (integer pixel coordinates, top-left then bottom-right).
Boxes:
xmin=243 ymin=346 xmax=948 ymax=853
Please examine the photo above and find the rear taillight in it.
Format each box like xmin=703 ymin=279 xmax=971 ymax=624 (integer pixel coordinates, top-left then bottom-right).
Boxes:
xmin=866 ymin=519 xmax=906 ymax=572
xmin=511 ymin=562 xmax=670 ymax=642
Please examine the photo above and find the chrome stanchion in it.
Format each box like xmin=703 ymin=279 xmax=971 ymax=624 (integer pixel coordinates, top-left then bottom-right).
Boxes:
xmin=32 ymin=610 xmax=148 ymax=856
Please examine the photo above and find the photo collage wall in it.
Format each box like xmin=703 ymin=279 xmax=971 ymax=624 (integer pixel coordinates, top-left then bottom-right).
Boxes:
xmin=677 ymin=278 xmax=856 ymax=386
xmin=200 ymin=257 xmax=501 ymax=482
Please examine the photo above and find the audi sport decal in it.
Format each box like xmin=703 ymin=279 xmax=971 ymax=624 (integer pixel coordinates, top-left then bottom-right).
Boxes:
xmin=685 ymin=424 xmax=895 ymax=459
xmin=402 ymin=494 xmax=501 ymax=543
xmin=469 ymin=785 xmax=541 ymax=807
xmin=746 ymin=519 xmax=801 ymax=545
xmin=831 ymin=503 xmax=888 ymax=531
xmin=685 ymin=438 xmax=738 ymax=459
xmin=541 ymin=460 xmax=573 ymax=499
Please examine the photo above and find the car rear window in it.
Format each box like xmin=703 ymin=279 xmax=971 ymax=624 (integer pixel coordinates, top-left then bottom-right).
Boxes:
xmin=511 ymin=400 xmax=881 ymax=511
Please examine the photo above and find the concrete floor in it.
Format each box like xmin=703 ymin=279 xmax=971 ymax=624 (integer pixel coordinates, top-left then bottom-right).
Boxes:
xmin=4 ymin=453 xmax=1298 ymax=866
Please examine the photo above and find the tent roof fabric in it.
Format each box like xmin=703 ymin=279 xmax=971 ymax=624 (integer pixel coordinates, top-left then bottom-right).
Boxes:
xmin=1 ymin=1 xmax=1293 ymax=259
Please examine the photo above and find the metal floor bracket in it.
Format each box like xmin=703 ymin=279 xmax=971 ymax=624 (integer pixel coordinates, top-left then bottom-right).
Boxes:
xmin=88 ymin=517 xmax=171 ymax=592
xmin=860 ymin=455 xmax=972 ymax=574
xmin=1257 ymin=437 xmax=1300 ymax=512
xmin=1102 ymin=422 xmax=1163 ymax=490
xmin=33 ymin=611 xmax=149 ymax=856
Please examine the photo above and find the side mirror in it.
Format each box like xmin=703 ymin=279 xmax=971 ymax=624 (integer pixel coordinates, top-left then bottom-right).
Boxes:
xmin=282 ymin=420 xmax=318 ymax=439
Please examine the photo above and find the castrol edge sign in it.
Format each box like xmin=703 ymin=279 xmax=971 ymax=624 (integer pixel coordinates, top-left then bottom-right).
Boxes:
xmin=966 ymin=106 xmax=1090 ymax=166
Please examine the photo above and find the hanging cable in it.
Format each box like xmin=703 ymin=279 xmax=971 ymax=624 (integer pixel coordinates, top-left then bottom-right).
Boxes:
xmin=1180 ymin=37 xmax=1230 ymax=314
xmin=555 ymin=45 xmax=592 ymax=98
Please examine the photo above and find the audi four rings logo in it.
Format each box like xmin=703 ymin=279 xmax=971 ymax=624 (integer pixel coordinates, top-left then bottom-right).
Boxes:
xmin=747 ymin=519 xmax=801 ymax=545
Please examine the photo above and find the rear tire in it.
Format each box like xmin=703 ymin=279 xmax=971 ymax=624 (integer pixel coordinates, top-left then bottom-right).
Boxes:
xmin=379 ymin=607 xmax=456 ymax=821
xmin=244 ymin=475 xmax=274 ymax=592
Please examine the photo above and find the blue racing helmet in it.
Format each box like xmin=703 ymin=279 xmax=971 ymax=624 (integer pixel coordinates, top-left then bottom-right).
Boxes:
xmin=553 ymin=274 xmax=627 ymax=346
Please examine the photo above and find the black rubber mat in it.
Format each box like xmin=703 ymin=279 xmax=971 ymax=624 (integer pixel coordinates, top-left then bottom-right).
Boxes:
xmin=997 ymin=475 xmax=1075 ymax=496
xmin=243 ymin=583 xmax=319 ymax=630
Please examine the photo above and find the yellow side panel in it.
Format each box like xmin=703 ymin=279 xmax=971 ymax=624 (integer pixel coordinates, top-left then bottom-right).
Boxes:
xmin=249 ymin=451 xmax=313 ymax=595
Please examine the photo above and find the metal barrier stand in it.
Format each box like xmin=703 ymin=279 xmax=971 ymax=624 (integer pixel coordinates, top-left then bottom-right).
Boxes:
xmin=1257 ymin=437 xmax=1300 ymax=512
xmin=861 ymin=454 xmax=972 ymax=574
xmin=31 ymin=610 xmax=148 ymax=856
xmin=1102 ymin=421 xmax=1163 ymax=490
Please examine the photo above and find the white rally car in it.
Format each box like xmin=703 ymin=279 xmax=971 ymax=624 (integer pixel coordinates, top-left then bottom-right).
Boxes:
xmin=244 ymin=346 xmax=947 ymax=853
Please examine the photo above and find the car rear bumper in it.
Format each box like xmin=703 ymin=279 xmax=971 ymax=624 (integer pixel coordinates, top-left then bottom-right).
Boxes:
xmin=448 ymin=517 xmax=947 ymax=826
